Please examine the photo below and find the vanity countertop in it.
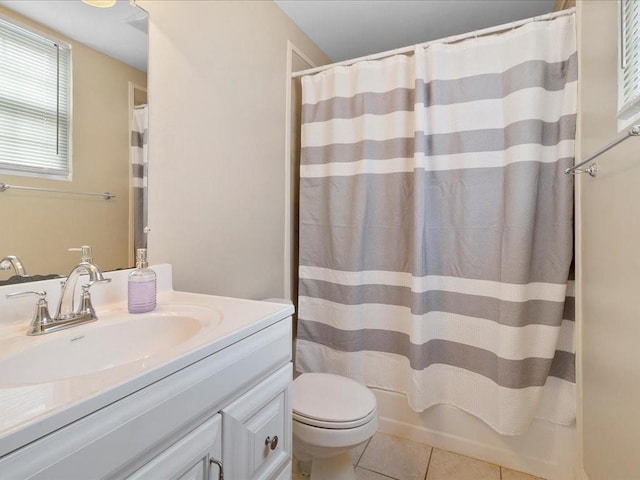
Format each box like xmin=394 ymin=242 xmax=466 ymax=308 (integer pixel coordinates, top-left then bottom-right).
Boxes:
xmin=0 ymin=265 xmax=294 ymax=458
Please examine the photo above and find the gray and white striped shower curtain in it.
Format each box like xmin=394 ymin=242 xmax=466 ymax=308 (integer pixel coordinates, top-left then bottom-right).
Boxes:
xmin=131 ymin=104 xmax=149 ymax=252
xmin=296 ymin=14 xmax=576 ymax=435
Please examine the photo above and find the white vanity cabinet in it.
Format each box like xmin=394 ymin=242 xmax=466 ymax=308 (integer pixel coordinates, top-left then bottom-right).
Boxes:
xmin=0 ymin=311 xmax=293 ymax=480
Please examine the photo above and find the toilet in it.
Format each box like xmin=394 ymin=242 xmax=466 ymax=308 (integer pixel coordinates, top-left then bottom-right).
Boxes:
xmin=292 ymin=372 xmax=378 ymax=480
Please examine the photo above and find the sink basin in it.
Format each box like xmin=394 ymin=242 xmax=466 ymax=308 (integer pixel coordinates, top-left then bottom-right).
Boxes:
xmin=0 ymin=303 xmax=222 ymax=386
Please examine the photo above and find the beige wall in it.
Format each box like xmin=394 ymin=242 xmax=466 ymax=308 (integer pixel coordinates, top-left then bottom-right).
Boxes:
xmin=577 ymin=1 xmax=640 ymax=478
xmin=0 ymin=6 xmax=147 ymax=279
xmin=139 ymin=0 xmax=328 ymax=299
xmin=97 ymin=0 xmax=640 ymax=475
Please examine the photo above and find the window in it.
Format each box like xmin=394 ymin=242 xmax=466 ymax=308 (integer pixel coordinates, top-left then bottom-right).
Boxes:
xmin=619 ymin=0 xmax=640 ymax=122
xmin=0 ymin=16 xmax=71 ymax=179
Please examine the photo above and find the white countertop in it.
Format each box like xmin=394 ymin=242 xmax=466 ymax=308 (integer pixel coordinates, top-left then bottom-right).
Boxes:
xmin=0 ymin=265 xmax=294 ymax=458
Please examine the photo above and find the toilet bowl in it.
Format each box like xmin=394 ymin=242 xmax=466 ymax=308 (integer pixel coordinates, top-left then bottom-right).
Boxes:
xmin=292 ymin=372 xmax=378 ymax=480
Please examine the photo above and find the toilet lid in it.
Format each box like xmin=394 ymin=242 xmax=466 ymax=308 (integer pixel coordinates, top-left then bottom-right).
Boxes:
xmin=293 ymin=373 xmax=377 ymax=428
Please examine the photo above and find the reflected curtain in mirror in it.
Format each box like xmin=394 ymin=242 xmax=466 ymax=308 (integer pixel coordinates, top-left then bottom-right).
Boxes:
xmin=131 ymin=104 xmax=149 ymax=251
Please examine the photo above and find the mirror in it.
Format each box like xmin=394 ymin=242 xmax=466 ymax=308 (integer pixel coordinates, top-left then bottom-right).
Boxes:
xmin=0 ymin=0 xmax=148 ymax=283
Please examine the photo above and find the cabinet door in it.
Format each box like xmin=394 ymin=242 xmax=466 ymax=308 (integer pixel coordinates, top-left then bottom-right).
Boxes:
xmin=126 ymin=414 xmax=222 ymax=480
xmin=222 ymin=363 xmax=292 ymax=480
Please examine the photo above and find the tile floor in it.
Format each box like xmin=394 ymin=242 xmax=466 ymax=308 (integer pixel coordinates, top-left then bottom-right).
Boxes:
xmin=292 ymin=432 xmax=544 ymax=480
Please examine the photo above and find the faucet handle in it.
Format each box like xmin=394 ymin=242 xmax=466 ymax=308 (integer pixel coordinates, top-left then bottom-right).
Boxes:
xmin=76 ymin=279 xmax=110 ymax=318
xmin=78 ymin=284 xmax=97 ymax=319
xmin=6 ymin=290 xmax=47 ymax=301
xmin=6 ymin=290 xmax=54 ymax=336
xmin=68 ymin=246 xmax=93 ymax=262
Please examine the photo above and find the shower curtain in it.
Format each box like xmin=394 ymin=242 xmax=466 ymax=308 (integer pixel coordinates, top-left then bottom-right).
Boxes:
xmin=131 ymin=104 xmax=149 ymax=251
xmin=296 ymin=14 xmax=576 ymax=435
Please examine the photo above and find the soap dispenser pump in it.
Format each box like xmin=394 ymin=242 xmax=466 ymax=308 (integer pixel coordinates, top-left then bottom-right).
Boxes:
xmin=128 ymin=248 xmax=156 ymax=314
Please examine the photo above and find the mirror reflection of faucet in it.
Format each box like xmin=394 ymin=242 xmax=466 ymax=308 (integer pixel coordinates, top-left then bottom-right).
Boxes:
xmin=6 ymin=246 xmax=111 ymax=335
xmin=0 ymin=255 xmax=28 ymax=277
xmin=0 ymin=255 xmax=62 ymax=286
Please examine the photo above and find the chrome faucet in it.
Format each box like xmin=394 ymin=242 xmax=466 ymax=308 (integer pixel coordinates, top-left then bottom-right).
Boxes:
xmin=7 ymin=246 xmax=111 ymax=335
xmin=0 ymin=255 xmax=28 ymax=277
xmin=55 ymin=246 xmax=111 ymax=321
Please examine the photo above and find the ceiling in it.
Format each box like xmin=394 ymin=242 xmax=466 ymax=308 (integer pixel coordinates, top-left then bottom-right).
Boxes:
xmin=274 ymin=0 xmax=557 ymax=62
xmin=0 ymin=0 xmax=148 ymax=71
xmin=0 ymin=1 xmax=558 ymax=73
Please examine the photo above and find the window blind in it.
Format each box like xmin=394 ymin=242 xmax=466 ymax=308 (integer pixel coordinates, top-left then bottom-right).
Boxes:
xmin=0 ymin=16 xmax=71 ymax=178
xmin=619 ymin=0 xmax=640 ymax=120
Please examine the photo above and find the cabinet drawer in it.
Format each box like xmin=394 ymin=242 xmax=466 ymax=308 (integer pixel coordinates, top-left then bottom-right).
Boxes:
xmin=222 ymin=363 xmax=292 ymax=480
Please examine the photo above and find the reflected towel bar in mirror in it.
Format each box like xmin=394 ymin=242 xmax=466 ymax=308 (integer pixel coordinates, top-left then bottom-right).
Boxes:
xmin=0 ymin=182 xmax=115 ymax=200
xmin=565 ymin=124 xmax=640 ymax=177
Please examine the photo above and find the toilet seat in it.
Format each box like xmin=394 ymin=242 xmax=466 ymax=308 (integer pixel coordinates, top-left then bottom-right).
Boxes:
xmin=293 ymin=407 xmax=377 ymax=429
xmin=293 ymin=373 xmax=377 ymax=430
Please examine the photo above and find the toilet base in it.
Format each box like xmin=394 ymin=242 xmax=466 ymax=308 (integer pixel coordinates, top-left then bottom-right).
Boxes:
xmin=309 ymin=451 xmax=355 ymax=480
xmin=297 ymin=459 xmax=311 ymax=476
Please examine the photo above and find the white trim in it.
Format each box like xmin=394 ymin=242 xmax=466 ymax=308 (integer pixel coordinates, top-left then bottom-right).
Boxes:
xmin=283 ymin=40 xmax=316 ymax=300
xmin=617 ymin=0 xmax=640 ymax=129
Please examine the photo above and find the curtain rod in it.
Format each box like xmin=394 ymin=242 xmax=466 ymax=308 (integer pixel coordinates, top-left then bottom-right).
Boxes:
xmin=291 ymin=7 xmax=575 ymax=78
xmin=0 ymin=182 xmax=115 ymax=200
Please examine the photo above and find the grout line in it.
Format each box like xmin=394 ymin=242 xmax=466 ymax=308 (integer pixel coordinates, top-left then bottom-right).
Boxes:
xmin=357 ymin=465 xmax=398 ymax=479
xmin=355 ymin=437 xmax=372 ymax=466
xmin=423 ymin=446 xmax=434 ymax=480
xmin=357 ymin=430 xmax=541 ymax=480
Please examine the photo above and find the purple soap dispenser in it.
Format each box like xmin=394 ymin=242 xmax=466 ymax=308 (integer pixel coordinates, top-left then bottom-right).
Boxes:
xmin=128 ymin=248 xmax=157 ymax=313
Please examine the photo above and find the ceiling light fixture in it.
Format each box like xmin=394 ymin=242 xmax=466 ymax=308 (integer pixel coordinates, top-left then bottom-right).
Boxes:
xmin=81 ymin=0 xmax=117 ymax=7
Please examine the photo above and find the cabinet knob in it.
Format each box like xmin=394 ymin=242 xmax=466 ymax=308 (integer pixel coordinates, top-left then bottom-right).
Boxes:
xmin=265 ymin=435 xmax=279 ymax=451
